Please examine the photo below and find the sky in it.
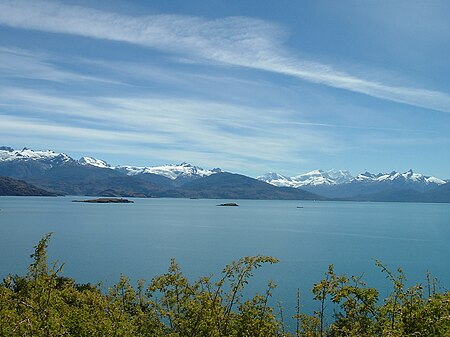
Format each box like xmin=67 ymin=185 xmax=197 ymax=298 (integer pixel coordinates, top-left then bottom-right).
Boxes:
xmin=0 ymin=0 xmax=449 ymax=178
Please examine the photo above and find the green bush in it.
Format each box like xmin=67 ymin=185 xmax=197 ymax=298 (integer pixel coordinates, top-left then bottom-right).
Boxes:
xmin=0 ymin=234 xmax=448 ymax=336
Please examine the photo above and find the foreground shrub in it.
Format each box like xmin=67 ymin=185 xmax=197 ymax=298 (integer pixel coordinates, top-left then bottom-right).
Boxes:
xmin=0 ymin=234 xmax=448 ymax=336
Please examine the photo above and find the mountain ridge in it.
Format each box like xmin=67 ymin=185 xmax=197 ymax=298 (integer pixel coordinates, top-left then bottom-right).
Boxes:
xmin=258 ymin=169 xmax=445 ymax=188
xmin=0 ymin=146 xmax=448 ymax=202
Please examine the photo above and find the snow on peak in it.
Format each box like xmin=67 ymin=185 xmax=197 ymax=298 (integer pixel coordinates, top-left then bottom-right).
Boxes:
xmin=355 ymin=171 xmax=378 ymax=181
xmin=114 ymin=163 xmax=220 ymax=180
xmin=426 ymin=176 xmax=446 ymax=185
xmin=78 ymin=156 xmax=111 ymax=168
xmin=257 ymin=172 xmax=293 ymax=187
xmin=354 ymin=170 xmax=445 ymax=186
xmin=0 ymin=146 xmax=72 ymax=163
xmin=260 ymin=168 xmax=446 ymax=188
xmin=259 ymin=169 xmax=353 ymax=187
xmin=324 ymin=169 xmax=353 ymax=184
xmin=291 ymin=169 xmax=342 ymax=186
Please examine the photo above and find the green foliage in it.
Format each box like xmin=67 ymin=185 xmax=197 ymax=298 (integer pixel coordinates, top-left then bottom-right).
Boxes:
xmin=0 ymin=235 xmax=282 ymax=336
xmin=298 ymin=261 xmax=450 ymax=337
xmin=0 ymin=234 xmax=449 ymax=337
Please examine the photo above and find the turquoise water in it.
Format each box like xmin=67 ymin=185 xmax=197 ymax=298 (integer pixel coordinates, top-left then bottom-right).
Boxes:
xmin=0 ymin=196 xmax=449 ymax=322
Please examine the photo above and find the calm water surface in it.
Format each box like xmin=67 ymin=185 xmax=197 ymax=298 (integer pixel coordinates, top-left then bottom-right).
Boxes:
xmin=0 ymin=197 xmax=449 ymax=319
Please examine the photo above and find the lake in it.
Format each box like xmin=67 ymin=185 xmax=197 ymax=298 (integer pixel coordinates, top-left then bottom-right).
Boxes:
xmin=0 ymin=196 xmax=449 ymax=325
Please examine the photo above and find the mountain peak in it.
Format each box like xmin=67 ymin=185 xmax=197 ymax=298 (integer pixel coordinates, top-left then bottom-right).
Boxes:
xmin=259 ymin=169 xmax=353 ymax=187
xmin=0 ymin=146 xmax=73 ymax=163
xmin=259 ymin=168 xmax=447 ymax=189
xmin=327 ymin=169 xmax=353 ymax=184
xmin=78 ymin=156 xmax=111 ymax=168
xmin=114 ymin=162 xmax=219 ymax=181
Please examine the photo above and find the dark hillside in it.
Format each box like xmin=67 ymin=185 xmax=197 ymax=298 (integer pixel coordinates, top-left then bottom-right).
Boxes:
xmin=423 ymin=182 xmax=450 ymax=202
xmin=0 ymin=176 xmax=58 ymax=196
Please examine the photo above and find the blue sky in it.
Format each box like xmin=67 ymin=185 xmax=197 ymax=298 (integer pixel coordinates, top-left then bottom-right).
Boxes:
xmin=1 ymin=0 xmax=449 ymax=178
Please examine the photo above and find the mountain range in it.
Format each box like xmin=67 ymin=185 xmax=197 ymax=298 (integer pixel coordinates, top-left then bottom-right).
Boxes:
xmin=0 ymin=146 xmax=449 ymax=202
xmin=257 ymin=169 xmax=447 ymax=200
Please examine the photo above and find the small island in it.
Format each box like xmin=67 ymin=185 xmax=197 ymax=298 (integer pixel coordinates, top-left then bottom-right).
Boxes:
xmin=72 ymin=198 xmax=134 ymax=203
xmin=217 ymin=202 xmax=239 ymax=207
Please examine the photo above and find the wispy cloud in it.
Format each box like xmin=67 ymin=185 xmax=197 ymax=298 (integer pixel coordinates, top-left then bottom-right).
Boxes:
xmin=0 ymin=115 xmax=169 ymax=143
xmin=0 ymin=85 xmax=340 ymax=171
xmin=1 ymin=0 xmax=449 ymax=112
xmin=270 ymin=120 xmax=434 ymax=133
xmin=0 ymin=46 xmax=123 ymax=84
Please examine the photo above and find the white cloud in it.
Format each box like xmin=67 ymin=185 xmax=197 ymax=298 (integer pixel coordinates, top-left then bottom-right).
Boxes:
xmin=1 ymin=0 xmax=449 ymax=112
xmin=0 ymin=46 xmax=123 ymax=84
xmin=0 ymin=86 xmax=340 ymax=170
xmin=0 ymin=115 xmax=171 ymax=143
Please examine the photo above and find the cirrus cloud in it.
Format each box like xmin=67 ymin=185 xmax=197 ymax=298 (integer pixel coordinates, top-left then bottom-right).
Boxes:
xmin=0 ymin=0 xmax=449 ymax=113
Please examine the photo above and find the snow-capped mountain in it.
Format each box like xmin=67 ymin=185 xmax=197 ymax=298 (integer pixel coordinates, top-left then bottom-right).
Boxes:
xmin=259 ymin=168 xmax=445 ymax=189
xmin=258 ymin=169 xmax=353 ymax=187
xmin=258 ymin=168 xmax=447 ymax=200
xmin=114 ymin=162 xmax=221 ymax=180
xmin=327 ymin=169 xmax=354 ymax=184
xmin=0 ymin=146 xmax=222 ymax=184
xmin=256 ymin=172 xmax=293 ymax=187
xmin=0 ymin=146 xmax=73 ymax=164
xmin=78 ymin=156 xmax=111 ymax=168
xmin=354 ymin=169 xmax=446 ymax=186
xmin=354 ymin=171 xmax=377 ymax=182
xmin=291 ymin=170 xmax=342 ymax=186
xmin=1 ymin=146 xmax=448 ymax=201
